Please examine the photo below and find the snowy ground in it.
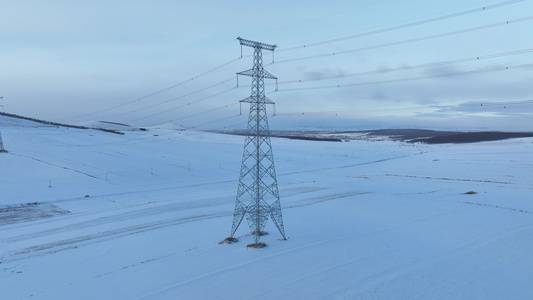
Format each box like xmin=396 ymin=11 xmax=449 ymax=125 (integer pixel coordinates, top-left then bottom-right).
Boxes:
xmin=1 ymin=115 xmax=532 ymax=299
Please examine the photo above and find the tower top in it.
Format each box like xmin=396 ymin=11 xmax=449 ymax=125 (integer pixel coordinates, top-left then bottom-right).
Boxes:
xmin=237 ymin=37 xmax=277 ymax=51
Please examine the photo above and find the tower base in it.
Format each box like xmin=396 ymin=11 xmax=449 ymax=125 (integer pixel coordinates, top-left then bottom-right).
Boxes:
xmin=246 ymin=242 xmax=267 ymax=249
xmin=219 ymin=237 xmax=238 ymax=244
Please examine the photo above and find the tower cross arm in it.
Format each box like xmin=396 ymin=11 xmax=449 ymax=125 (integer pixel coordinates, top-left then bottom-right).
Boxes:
xmin=239 ymin=96 xmax=275 ymax=104
xmin=237 ymin=69 xmax=277 ymax=80
xmin=237 ymin=37 xmax=277 ymax=51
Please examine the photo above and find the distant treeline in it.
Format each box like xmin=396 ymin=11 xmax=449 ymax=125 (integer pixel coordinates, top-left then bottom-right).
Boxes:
xmin=0 ymin=112 xmax=124 ymax=135
xmin=408 ymin=131 xmax=533 ymax=144
xmin=218 ymin=128 xmax=533 ymax=144
xmin=360 ymin=129 xmax=533 ymax=144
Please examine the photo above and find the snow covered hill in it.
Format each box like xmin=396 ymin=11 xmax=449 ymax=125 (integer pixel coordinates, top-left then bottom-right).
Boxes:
xmin=1 ymin=114 xmax=532 ymax=299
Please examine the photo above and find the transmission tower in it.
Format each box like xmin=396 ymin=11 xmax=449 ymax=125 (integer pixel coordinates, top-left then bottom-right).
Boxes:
xmin=0 ymin=131 xmax=7 ymax=153
xmin=225 ymin=37 xmax=286 ymax=248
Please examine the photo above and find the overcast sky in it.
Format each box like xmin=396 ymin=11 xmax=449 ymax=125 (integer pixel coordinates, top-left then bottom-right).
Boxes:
xmin=1 ymin=0 xmax=533 ymax=130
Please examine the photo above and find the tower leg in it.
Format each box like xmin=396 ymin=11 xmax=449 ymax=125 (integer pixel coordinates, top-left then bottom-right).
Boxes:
xmin=230 ymin=201 xmax=246 ymax=238
xmin=269 ymin=199 xmax=286 ymax=240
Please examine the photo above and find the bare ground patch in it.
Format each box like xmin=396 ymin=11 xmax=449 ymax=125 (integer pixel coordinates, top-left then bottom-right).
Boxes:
xmin=0 ymin=203 xmax=70 ymax=226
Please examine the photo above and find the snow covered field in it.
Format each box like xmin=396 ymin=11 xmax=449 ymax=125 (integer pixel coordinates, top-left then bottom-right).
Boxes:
xmin=1 ymin=115 xmax=532 ymax=299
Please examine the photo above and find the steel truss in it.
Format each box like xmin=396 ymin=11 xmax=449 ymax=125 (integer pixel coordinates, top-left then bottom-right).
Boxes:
xmin=229 ymin=37 xmax=286 ymax=245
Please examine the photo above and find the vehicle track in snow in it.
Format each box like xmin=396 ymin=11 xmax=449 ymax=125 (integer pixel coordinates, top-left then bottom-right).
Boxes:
xmin=0 ymin=187 xmax=367 ymax=264
xmin=4 ymin=213 xmax=220 ymax=264
xmin=136 ymin=208 xmax=465 ymax=300
xmin=384 ymin=173 xmax=513 ymax=185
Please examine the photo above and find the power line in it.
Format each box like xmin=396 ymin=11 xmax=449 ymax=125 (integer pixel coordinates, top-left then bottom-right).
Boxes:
xmin=50 ymin=0 xmax=525 ymax=127
xmin=120 ymin=53 xmax=531 ymax=128
xmin=276 ymin=99 xmax=533 ymax=117
xmin=97 ymin=77 xmax=236 ymax=120
xmin=142 ymin=5 xmax=530 ymax=125
xmin=181 ymin=98 xmax=533 ymax=130
xmin=125 ymin=87 xmax=236 ymax=123
xmin=59 ymin=7 xmax=531 ymax=128
xmin=66 ymin=1 xmax=524 ymax=123
xmin=275 ymin=48 xmax=533 ymax=85
xmin=247 ymin=0 xmax=391 ymax=38
xmin=133 ymin=59 xmax=239 ymax=100
xmin=115 ymin=48 xmax=531 ymax=127
xmin=274 ymin=16 xmax=533 ymax=64
xmin=277 ymin=0 xmax=525 ymax=52
xmin=277 ymin=62 xmax=533 ymax=92
xmin=177 ymin=102 xmax=239 ymax=122
xmin=60 ymin=56 xmax=242 ymax=121
xmin=61 ymin=6 xmax=529 ymax=126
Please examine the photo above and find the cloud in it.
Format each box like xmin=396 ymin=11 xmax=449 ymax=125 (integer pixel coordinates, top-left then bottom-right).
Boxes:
xmin=421 ymin=65 xmax=461 ymax=77
xmin=303 ymin=68 xmax=348 ymax=81
xmin=428 ymin=100 xmax=533 ymax=116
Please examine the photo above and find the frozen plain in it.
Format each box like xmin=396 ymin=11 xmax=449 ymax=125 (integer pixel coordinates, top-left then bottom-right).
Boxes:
xmin=1 ymin=115 xmax=533 ymax=299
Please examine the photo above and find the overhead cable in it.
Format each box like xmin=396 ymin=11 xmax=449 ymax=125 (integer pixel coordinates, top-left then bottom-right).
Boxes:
xmin=277 ymin=48 xmax=533 ymax=85
xmin=278 ymin=63 xmax=533 ymax=92
xmin=275 ymin=16 xmax=533 ymax=64
xmin=277 ymin=0 xmax=525 ymax=52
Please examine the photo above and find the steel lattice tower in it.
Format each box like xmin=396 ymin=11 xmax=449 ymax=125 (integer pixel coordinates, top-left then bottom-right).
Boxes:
xmin=228 ymin=37 xmax=286 ymax=247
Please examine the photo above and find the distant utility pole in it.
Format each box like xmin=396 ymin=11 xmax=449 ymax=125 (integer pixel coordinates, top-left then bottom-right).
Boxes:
xmin=1 ymin=96 xmax=7 ymax=153
xmin=0 ymin=130 xmax=7 ymax=153
xmin=223 ymin=37 xmax=286 ymax=248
